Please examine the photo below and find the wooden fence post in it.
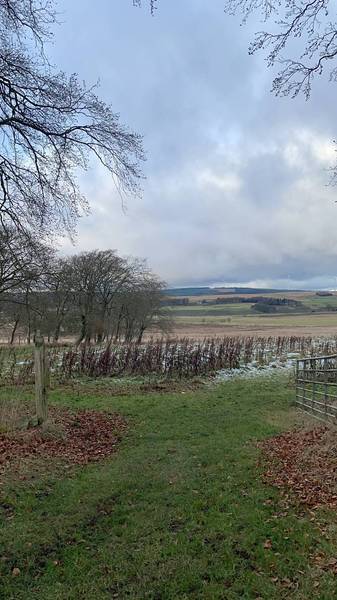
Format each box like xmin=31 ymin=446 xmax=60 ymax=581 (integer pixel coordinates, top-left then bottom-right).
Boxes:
xmin=34 ymin=331 xmax=49 ymax=424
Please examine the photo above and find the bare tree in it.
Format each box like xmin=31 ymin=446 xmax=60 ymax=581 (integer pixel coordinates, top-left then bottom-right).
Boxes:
xmin=63 ymin=250 xmax=170 ymax=345
xmin=0 ymin=0 xmax=144 ymax=237
xmin=110 ymin=263 xmax=170 ymax=343
xmin=0 ymin=227 xmax=55 ymax=342
xmin=45 ymin=259 xmax=76 ymax=343
xmin=126 ymin=275 xmax=168 ymax=342
xmin=0 ymin=228 xmax=53 ymax=296
xmin=94 ymin=253 xmax=134 ymax=343
xmin=223 ymin=0 xmax=337 ymax=100
xmin=0 ymin=292 xmax=25 ymax=344
xmin=133 ymin=0 xmax=158 ymax=15
xmin=0 ymin=240 xmax=169 ymax=346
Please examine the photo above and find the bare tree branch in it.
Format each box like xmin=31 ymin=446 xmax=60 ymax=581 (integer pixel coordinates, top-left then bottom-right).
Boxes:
xmin=0 ymin=0 xmax=144 ymax=238
xmin=222 ymin=0 xmax=337 ymax=98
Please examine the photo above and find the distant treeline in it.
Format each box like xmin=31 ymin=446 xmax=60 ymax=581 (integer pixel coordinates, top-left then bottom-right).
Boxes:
xmin=0 ymin=230 xmax=171 ymax=345
xmin=162 ymin=296 xmax=302 ymax=308
xmin=165 ymin=287 xmax=297 ymax=297
xmin=215 ymin=296 xmax=301 ymax=306
xmin=251 ymin=298 xmax=305 ymax=314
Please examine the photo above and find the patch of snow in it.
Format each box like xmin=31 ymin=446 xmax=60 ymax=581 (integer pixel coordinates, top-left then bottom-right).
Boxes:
xmin=215 ymin=354 xmax=296 ymax=381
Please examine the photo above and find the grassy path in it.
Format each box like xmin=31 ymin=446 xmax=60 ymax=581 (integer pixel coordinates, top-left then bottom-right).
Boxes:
xmin=1 ymin=375 xmax=337 ymax=599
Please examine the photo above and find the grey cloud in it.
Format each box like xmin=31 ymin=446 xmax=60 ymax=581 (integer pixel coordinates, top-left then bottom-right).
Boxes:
xmin=55 ymin=0 xmax=337 ymax=288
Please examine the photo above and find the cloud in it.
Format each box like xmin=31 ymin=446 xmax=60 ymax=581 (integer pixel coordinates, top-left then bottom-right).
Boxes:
xmin=55 ymin=0 xmax=337 ymax=289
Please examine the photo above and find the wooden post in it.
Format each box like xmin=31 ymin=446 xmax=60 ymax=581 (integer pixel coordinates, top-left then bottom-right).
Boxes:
xmin=34 ymin=331 xmax=49 ymax=424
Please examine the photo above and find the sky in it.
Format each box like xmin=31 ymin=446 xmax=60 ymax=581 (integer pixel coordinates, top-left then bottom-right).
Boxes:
xmin=52 ymin=0 xmax=337 ymax=289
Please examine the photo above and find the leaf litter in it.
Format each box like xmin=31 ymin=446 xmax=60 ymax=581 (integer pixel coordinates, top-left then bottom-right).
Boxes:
xmin=0 ymin=407 xmax=128 ymax=478
xmin=259 ymin=425 xmax=337 ymax=578
xmin=259 ymin=426 xmax=337 ymax=509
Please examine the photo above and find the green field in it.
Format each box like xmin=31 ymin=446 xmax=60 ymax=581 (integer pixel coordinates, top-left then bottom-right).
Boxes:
xmin=2 ymin=375 xmax=337 ymax=598
xmin=168 ymin=293 xmax=337 ymax=328
xmin=173 ymin=312 xmax=337 ymax=328
xmin=169 ymin=304 xmax=253 ymax=317
xmin=302 ymin=296 xmax=337 ymax=309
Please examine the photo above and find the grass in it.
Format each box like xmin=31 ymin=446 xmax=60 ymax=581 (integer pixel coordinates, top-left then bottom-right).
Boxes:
xmin=302 ymin=296 xmax=337 ymax=309
xmin=169 ymin=304 xmax=253 ymax=316
xmin=1 ymin=374 xmax=337 ymax=598
xmin=174 ymin=312 xmax=337 ymax=328
xmin=168 ymin=292 xmax=337 ymax=330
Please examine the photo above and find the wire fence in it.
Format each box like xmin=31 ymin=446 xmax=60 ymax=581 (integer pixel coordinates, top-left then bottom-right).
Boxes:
xmin=295 ymin=354 xmax=337 ymax=424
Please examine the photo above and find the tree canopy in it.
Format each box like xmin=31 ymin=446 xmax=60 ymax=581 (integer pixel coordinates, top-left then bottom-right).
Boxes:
xmin=0 ymin=244 xmax=170 ymax=344
xmin=0 ymin=0 xmax=144 ymax=238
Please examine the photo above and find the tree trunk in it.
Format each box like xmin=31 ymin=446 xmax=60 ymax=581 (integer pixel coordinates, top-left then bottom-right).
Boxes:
xmin=34 ymin=332 xmax=49 ymax=425
xmin=137 ymin=326 xmax=145 ymax=344
xmin=53 ymin=318 xmax=63 ymax=342
xmin=10 ymin=317 xmax=20 ymax=345
xmin=114 ymin=313 xmax=123 ymax=343
xmin=75 ymin=314 xmax=87 ymax=347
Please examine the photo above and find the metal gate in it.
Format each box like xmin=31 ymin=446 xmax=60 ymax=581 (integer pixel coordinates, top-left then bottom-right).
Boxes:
xmin=295 ymin=354 xmax=337 ymax=423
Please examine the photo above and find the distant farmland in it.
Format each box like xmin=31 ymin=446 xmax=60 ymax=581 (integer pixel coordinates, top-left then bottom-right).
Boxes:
xmin=163 ymin=289 xmax=337 ymax=339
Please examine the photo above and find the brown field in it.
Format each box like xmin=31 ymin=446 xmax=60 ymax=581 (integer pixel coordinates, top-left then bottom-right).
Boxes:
xmin=3 ymin=318 xmax=337 ymax=344
xmin=168 ymin=321 xmax=337 ymax=339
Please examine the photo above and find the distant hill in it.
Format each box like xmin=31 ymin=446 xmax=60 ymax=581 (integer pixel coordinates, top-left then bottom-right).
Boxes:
xmin=165 ymin=287 xmax=302 ymax=296
xmin=165 ymin=287 xmax=214 ymax=296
